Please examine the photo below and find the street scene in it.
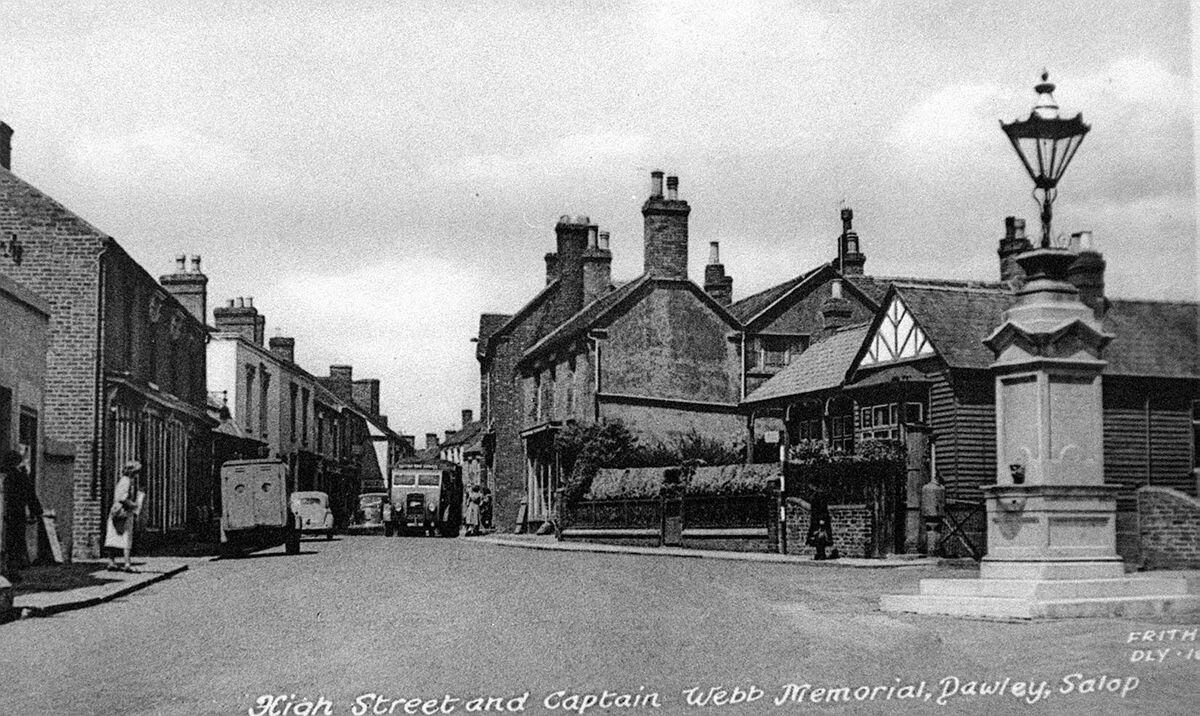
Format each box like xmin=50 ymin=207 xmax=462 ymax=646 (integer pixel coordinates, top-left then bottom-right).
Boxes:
xmin=1 ymin=1 xmax=1198 ymax=714
xmin=2 ymin=535 xmax=1198 ymax=715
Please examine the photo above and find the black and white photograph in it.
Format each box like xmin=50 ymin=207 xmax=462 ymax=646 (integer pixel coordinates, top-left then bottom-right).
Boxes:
xmin=1 ymin=1 xmax=1197 ymax=714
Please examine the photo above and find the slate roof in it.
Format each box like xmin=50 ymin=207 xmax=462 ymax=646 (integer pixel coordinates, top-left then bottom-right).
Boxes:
xmin=873 ymin=284 xmax=1200 ymax=378
xmin=885 ymin=283 xmax=1015 ymax=370
xmin=729 ymin=264 xmax=892 ymax=327
xmin=440 ymin=421 xmax=485 ymax=449
xmin=745 ymin=279 xmax=1200 ymax=403
xmin=519 ymin=274 xmax=651 ymax=362
xmin=743 ymin=323 xmax=871 ymax=404
xmin=1103 ymin=299 xmax=1200 ymax=378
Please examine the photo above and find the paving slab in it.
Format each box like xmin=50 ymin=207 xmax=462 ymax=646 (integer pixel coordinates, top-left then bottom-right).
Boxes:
xmin=6 ymin=558 xmax=192 ymax=620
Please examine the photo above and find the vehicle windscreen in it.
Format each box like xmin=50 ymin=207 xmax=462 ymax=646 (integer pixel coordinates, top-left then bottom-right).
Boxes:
xmin=417 ymin=474 xmax=441 ymax=487
xmin=299 ymin=497 xmax=323 ymax=506
xmin=359 ymin=495 xmax=383 ymax=506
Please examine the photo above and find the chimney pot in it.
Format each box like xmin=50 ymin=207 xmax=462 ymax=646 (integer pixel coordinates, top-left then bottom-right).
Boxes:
xmin=190 ymin=255 xmax=201 ymax=273
xmin=708 ymin=241 xmax=720 ymax=264
xmin=587 ymin=225 xmax=598 ymax=249
xmin=1072 ymin=230 xmax=1094 ymax=251
xmin=236 ymin=297 xmax=244 ymax=308
xmin=247 ymin=296 xmax=254 ymax=308
xmin=666 ymin=175 xmax=679 ymax=200
xmin=0 ymin=122 xmax=12 ymax=171
xmin=597 ymin=231 xmax=610 ymax=250
xmin=1014 ymin=219 xmax=1026 ymax=241
xmin=462 ymin=409 xmax=474 ymax=428
xmin=175 ymin=254 xmax=187 ymax=272
xmin=227 ymin=299 xmax=235 ymax=307
xmin=650 ymin=170 xmax=664 ymax=198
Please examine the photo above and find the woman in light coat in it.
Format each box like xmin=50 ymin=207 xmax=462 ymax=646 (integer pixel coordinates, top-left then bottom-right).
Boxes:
xmin=105 ymin=461 xmax=142 ymax=572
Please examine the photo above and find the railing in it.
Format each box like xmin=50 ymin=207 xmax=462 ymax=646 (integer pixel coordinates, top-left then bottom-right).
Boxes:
xmin=682 ymin=494 xmax=773 ymax=529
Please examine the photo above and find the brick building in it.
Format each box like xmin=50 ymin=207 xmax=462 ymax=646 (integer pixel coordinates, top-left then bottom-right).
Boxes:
xmin=482 ymin=173 xmax=750 ymax=530
xmin=1 ymin=125 xmax=213 ymax=558
xmin=0 ymin=272 xmax=51 ymax=573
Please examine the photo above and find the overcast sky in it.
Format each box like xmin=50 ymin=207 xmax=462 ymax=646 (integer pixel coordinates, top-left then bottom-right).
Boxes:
xmin=2 ymin=1 xmax=1194 ymax=441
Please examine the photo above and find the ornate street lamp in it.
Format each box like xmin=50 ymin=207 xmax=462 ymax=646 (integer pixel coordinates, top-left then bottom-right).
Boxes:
xmin=1000 ymin=71 xmax=1090 ymax=248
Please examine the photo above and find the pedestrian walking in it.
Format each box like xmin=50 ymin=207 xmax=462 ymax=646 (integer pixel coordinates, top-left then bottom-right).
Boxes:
xmin=464 ymin=484 xmax=482 ymax=536
xmin=105 ymin=460 xmax=143 ymax=572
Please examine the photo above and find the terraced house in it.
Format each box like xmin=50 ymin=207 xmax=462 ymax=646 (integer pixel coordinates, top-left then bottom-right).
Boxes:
xmin=0 ymin=123 xmax=213 ymax=558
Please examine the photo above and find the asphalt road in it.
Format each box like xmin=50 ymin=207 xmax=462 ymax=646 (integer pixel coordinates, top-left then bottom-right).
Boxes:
xmin=1 ymin=536 xmax=1197 ymax=715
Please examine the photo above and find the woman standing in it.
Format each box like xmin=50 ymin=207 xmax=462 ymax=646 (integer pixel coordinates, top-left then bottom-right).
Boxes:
xmin=463 ymin=484 xmax=482 ymax=536
xmin=105 ymin=461 xmax=142 ymax=572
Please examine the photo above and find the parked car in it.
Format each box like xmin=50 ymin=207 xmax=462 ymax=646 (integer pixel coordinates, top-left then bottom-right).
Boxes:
xmin=219 ymin=459 xmax=299 ymax=558
xmin=290 ymin=491 xmax=335 ymax=540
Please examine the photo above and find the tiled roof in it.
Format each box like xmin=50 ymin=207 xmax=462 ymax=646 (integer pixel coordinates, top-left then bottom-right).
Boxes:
xmin=743 ymin=324 xmax=870 ymax=403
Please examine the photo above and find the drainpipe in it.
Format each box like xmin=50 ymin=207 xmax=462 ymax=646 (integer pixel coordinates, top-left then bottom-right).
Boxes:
xmin=92 ymin=243 xmax=111 ymax=504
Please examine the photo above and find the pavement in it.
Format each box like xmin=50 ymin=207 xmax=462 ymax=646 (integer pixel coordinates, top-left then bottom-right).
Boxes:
xmin=467 ymin=532 xmax=948 ymax=568
xmin=3 ymin=557 xmax=193 ymax=620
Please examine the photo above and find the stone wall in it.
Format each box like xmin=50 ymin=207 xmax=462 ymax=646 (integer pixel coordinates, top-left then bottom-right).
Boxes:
xmin=1138 ymin=486 xmax=1200 ymax=569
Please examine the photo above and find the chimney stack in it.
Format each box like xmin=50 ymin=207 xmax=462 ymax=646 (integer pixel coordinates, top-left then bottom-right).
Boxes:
xmin=836 ymin=208 xmax=866 ymax=275
xmin=1068 ymin=231 xmax=1107 ymax=319
xmin=462 ymin=409 xmax=474 ymax=427
xmin=160 ymin=253 xmax=209 ymax=325
xmin=544 ymin=252 xmax=558 ymax=285
xmin=582 ymin=225 xmax=613 ymax=306
xmin=212 ymin=296 xmax=258 ymax=343
xmin=325 ymin=365 xmax=354 ymax=402
xmin=426 ymin=432 xmax=440 ymax=451
xmin=703 ymin=241 xmax=734 ymax=306
xmin=0 ymin=122 xmax=12 ymax=171
xmin=998 ymin=216 xmax=1033 ymax=286
xmin=352 ymin=378 xmax=381 ymax=416
xmin=820 ymin=279 xmax=853 ymax=334
xmin=554 ymin=215 xmax=590 ymax=322
xmin=642 ymin=170 xmax=691 ymax=279
xmin=268 ymin=336 xmax=295 ymax=364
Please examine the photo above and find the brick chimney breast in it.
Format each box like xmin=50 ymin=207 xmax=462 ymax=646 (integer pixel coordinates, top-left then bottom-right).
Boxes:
xmin=268 ymin=336 xmax=295 ymax=364
xmin=642 ymin=171 xmax=691 ymax=279
xmin=212 ymin=296 xmax=258 ymax=343
xmin=582 ymin=225 xmax=613 ymax=306
xmin=0 ymin=122 xmax=12 ymax=171
xmin=160 ymin=253 xmax=209 ymax=325
xmin=703 ymin=240 xmax=733 ymax=306
xmin=1068 ymin=231 xmax=1106 ymax=319
xmin=352 ymin=379 xmax=381 ymax=416
xmin=999 ymin=216 xmax=1033 ymax=287
xmin=555 ymin=215 xmax=591 ymax=324
xmin=837 ymin=208 xmax=866 ymax=275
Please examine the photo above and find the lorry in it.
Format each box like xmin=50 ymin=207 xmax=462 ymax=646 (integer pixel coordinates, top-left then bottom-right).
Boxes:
xmin=388 ymin=459 xmax=463 ymax=537
xmin=219 ymin=458 xmax=300 ymax=557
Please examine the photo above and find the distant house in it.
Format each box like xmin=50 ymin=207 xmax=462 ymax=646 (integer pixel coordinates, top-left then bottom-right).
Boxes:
xmin=1 ymin=124 xmax=213 ymax=558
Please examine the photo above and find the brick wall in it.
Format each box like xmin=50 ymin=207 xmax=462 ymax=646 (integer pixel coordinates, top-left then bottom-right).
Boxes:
xmin=784 ymin=497 xmax=874 ymax=558
xmin=1138 ymin=486 xmax=1200 ymax=569
xmin=1 ymin=169 xmax=107 ymax=558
